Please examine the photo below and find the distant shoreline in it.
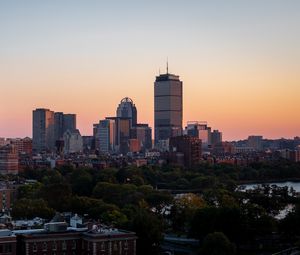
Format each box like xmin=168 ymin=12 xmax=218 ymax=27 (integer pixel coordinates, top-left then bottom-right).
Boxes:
xmin=238 ymin=178 xmax=300 ymax=185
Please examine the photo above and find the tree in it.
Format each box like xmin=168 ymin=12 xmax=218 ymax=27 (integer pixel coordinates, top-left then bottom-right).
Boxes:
xmin=170 ymin=193 xmax=206 ymax=233
xmin=40 ymin=183 xmax=72 ymax=212
xmin=200 ymin=232 xmax=236 ymax=255
xmin=11 ymin=198 xmax=54 ymax=219
xmin=127 ymin=208 xmax=164 ymax=255
xmin=71 ymin=169 xmax=93 ymax=196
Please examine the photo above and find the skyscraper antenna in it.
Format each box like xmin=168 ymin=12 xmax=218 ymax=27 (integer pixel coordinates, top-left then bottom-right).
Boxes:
xmin=159 ymin=68 xmax=161 ymax=75
xmin=166 ymin=58 xmax=169 ymax=74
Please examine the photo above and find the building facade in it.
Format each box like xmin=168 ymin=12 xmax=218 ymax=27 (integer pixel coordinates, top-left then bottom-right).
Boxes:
xmin=32 ymin=108 xmax=55 ymax=153
xmin=154 ymin=72 xmax=183 ymax=146
xmin=14 ymin=223 xmax=137 ymax=255
xmin=211 ymin=130 xmax=222 ymax=146
xmin=130 ymin=124 xmax=152 ymax=152
xmin=63 ymin=129 xmax=83 ymax=154
xmin=94 ymin=119 xmax=116 ymax=153
xmin=185 ymin=122 xmax=211 ymax=149
xmin=0 ymin=145 xmax=19 ymax=175
xmin=169 ymin=135 xmax=202 ymax=167
xmin=54 ymin=112 xmax=77 ymax=143
xmin=116 ymin=97 xmax=137 ymax=127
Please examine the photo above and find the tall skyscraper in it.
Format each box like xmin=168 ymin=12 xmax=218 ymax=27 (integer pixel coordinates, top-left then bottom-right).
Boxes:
xmin=154 ymin=68 xmax=183 ymax=146
xmin=33 ymin=108 xmax=55 ymax=152
xmin=116 ymin=97 xmax=137 ymax=127
xmin=211 ymin=130 xmax=222 ymax=146
xmin=94 ymin=119 xmax=116 ymax=153
xmin=63 ymin=114 xmax=76 ymax=133
xmin=54 ymin=112 xmax=77 ymax=142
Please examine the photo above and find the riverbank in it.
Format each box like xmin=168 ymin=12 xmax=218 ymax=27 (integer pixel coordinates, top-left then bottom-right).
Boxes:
xmin=238 ymin=178 xmax=300 ymax=185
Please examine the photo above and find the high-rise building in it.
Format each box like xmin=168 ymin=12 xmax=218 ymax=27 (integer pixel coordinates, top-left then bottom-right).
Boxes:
xmin=63 ymin=114 xmax=76 ymax=133
xmin=54 ymin=112 xmax=77 ymax=142
xmin=0 ymin=145 xmax=19 ymax=175
xmin=211 ymin=130 xmax=222 ymax=146
xmin=154 ymin=69 xmax=183 ymax=145
xmin=169 ymin=135 xmax=202 ymax=167
xmin=94 ymin=119 xmax=116 ymax=153
xmin=130 ymin=124 xmax=152 ymax=152
xmin=32 ymin=108 xmax=55 ymax=152
xmin=116 ymin=97 xmax=137 ymax=127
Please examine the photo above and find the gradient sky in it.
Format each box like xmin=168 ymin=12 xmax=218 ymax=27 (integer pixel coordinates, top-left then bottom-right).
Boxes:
xmin=0 ymin=0 xmax=299 ymax=140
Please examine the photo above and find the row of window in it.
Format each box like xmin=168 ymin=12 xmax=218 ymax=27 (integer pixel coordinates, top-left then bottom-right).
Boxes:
xmin=31 ymin=240 xmax=130 ymax=253
xmin=32 ymin=240 xmax=76 ymax=252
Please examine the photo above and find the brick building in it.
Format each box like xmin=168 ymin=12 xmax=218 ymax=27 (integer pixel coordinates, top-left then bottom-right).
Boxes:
xmin=0 ymin=145 xmax=19 ymax=175
xmin=13 ymin=222 xmax=136 ymax=255
xmin=169 ymin=135 xmax=202 ymax=167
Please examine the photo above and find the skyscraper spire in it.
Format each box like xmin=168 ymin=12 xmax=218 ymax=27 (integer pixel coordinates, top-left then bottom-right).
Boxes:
xmin=166 ymin=58 xmax=169 ymax=74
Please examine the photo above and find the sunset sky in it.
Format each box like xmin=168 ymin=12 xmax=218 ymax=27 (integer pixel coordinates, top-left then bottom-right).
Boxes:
xmin=0 ymin=0 xmax=299 ymax=140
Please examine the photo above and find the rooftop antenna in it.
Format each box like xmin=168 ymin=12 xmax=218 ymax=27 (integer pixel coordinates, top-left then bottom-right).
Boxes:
xmin=166 ymin=58 xmax=169 ymax=74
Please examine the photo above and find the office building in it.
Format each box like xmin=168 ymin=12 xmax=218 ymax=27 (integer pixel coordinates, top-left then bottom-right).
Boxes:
xmin=211 ymin=130 xmax=222 ymax=146
xmin=154 ymin=69 xmax=183 ymax=145
xmin=32 ymin=108 xmax=55 ymax=152
xmin=105 ymin=117 xmax=131 ymax=155
xmin=116 ymin=97 xmax=137 ymax=127
xmin=0 ymin=145 xmax=19 ymax=175
xmin=63 ymin=129 xmax=83 ymax=154
xmin=94 ymin=119 xmax=116 ymax=153
xmin=129 ymin=139 xmax=141 ymax=153
xmin=54 ymin=112 xmax=77 ymax=142
xmin=130 ymin=124 xmax=152 ymax=152
xmin=185 ymin=121 xmax=211 ymax=149
xmin=169 ymin=135 xmax=202 ymax=167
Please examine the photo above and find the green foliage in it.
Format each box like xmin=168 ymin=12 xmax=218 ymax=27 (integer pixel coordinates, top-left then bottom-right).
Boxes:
xmin=11 ymin=198 xmax=54 ymax=219
xmin=40 ymin=183 xmax=72 ymax=212
xmin=127 ymin=208 xmax=164 ymax=255
xmin=70 ymin=169 xmax=93 ymax=196
xmin=17 ymin=182 xmax=43 ymax=199
xmin=200 ymin=232 xmax=236 ymax=255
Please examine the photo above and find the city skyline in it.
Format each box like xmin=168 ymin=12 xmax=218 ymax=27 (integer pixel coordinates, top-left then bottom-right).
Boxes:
xmin=1 ymin=1 xmax=300 ymax=140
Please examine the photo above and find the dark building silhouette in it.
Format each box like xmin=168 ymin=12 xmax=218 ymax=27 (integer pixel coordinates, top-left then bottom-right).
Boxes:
xmin=116 ymin=97 xmax=137 ymax=127
xmin=130 ymin=124 xmax=152 ymax=152
xmin=32 ymin=108 xmax=55 ymax=152
xmin=169 ymin=135 xmax=202 ymax=167
xmin=154 ymin=69 xmax=183 ymax=146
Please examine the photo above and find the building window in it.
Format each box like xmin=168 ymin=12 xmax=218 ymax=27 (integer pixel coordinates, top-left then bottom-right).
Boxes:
xmin=33 ymin=242 xmax=37 ymax=252
xmin=113 ymin=242 xmax=118 ymax=251
xmin=100 ymin=242 xmax=105 ymax=251
xmin=43 ymin=242 xmax=47 ymax=251
xmin=62 ymin=241 xmax=67 ymax=250
xmin=52 ymin=241 xmax=57 ymax=251
xmin=72 ymin=240 xmax=76 ymax=250
xmin=124 ymin=241 xmax=128 ymax=250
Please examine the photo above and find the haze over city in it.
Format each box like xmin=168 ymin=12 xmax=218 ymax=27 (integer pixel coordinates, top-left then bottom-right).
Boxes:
xmin=1 ymin=0 xmax=300 ymax=140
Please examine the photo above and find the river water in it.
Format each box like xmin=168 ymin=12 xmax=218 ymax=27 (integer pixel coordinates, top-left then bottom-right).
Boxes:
xmin=239 ymin=181 xmax=300 ymax=219
xmin=240 ymin=181 xmax=300 ymax=192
